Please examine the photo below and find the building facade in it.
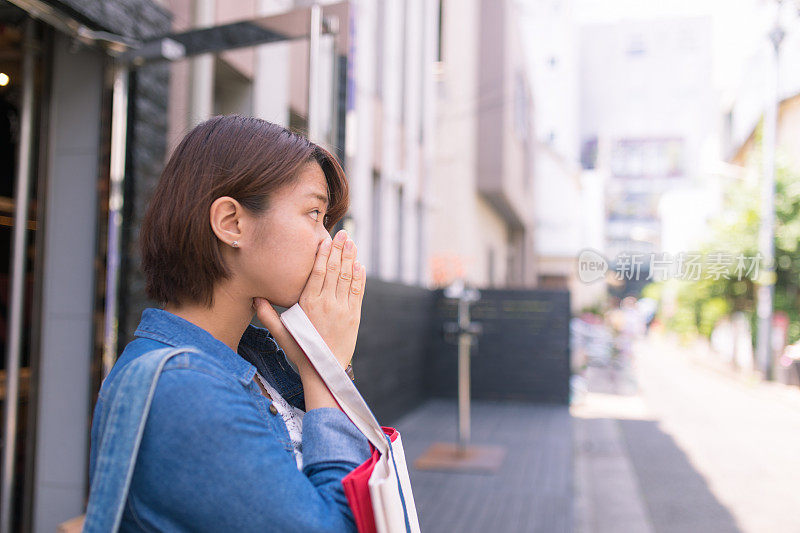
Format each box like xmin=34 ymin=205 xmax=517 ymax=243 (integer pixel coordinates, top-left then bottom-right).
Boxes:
xmin=579 ymin=16 xmax=716 ymax=263
xmin=519 ymin=0 xmax=606 ymax=312
xmin=0 ymin=1 xmax=171 ymax=530
xmin=428 ymin=0 xmax=538 ymax=289
xmin=726 ymin=1 xmax=800 ymax=172
xmin=0 ymin=0 xmax=548 ymax=529
xmin=0 ymin=0 xmax=443 ymax=529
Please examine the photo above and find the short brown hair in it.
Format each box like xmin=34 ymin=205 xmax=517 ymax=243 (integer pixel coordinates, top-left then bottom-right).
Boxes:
xmin=139 ymin=114 xmax=349 ymax=308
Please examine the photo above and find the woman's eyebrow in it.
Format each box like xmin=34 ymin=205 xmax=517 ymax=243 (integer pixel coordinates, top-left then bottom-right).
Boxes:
xmin=307 ymin=192 xmax=329 ymax=208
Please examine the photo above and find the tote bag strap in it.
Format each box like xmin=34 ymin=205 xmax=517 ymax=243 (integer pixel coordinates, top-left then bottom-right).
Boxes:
xmin=385 ymin=432 xmax=413 ymax=533
xmin=280 ymin=304 xmax=388 ymax=453
xmin=83 ymin=346 xmax=202 ymax=533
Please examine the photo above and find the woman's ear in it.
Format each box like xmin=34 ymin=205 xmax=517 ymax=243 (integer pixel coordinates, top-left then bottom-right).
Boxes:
xmin=209 ymin=196 xmax=244 ymax=247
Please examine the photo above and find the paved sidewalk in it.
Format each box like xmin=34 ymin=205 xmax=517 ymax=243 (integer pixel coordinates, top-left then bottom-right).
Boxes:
xmin=571 ymin=362 xmax=656 ymax=533
xmin=633 ymin=333 xmax=800 ymax=533
xmin=573 ymin=331 xmax=800 ymax=533
xmin=392 ymin=399 xmax=574 ymax=533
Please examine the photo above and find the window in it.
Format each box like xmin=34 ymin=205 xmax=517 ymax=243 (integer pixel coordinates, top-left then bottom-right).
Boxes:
xmin=371 ymin=170 xmax=381 ymax=274
xmin=581 ymin=137 xmax=598 ymax=170
xmin=376 ymin=0 xmax=385 ymax=98
xmin=400 ymin=0 xmax=408 ymax=128
xmin=487 ymin=247 xmax=496 ymax=287
xmin=415 ymin=198 xmax=424 ymax=284
xmin=397 ymin=185 xmax=404 ymax=280
xmin=513 ymin=72 xmax=528 ymax=141
xmin=627 ymin=35 xmax=646 ymax=56
xmin=436 ymin=0 xmax=444 ymax=63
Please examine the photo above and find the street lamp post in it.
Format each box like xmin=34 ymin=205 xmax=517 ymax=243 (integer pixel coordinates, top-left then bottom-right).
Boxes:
xmin=413 ymin=279 xmax=505 ymax=473
xmin=756 ymin=2 xmax=784 ymax=381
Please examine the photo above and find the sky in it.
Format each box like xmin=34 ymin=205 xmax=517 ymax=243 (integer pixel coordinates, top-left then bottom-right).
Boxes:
xmin=517 ymin=0 xmax=776 ymax=98
xmin=513 ymin=0 xmax=796 ymax=255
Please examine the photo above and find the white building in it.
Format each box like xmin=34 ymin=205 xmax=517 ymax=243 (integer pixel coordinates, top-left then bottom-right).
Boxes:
xmin=428 ymin=0 xmax=537 ymax=289
xmin=725 ymin=1 xmax=800 ymax=171
xmin=164 ymin=0 xmax=440 ymax=287
xmin=579 ymin=15 xmax=716 ymax=262
xmin=163 ymin=0 xmax=544 ymax=291
xmin=519 ymin=0 xmax=605 ymax=311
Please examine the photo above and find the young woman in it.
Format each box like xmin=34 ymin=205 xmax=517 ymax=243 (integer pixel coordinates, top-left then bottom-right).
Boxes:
xmin=89 ymin=114 xmax=370 ymax=532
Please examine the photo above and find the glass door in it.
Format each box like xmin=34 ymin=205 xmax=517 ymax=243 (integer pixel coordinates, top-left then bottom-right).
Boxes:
xmin=0 ymin=7 xmax=47 ymax=531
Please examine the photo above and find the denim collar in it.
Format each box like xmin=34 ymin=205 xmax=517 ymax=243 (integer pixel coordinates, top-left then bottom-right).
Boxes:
xmin=133 ymin=308 xmax=305 ymax=410
xmin=134 ymin=308 xmax=257 ymax=386
xmin=238 ymin=323 xmax=306 ymax=407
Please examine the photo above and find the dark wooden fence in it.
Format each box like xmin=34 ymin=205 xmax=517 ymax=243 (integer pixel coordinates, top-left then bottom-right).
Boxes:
xmin=353 ymin=281 xmax=571 ymax=422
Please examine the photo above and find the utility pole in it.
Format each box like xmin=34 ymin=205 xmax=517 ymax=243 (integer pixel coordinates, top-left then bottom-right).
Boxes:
xmin=756 ymin=0 xmax=784 ymax=381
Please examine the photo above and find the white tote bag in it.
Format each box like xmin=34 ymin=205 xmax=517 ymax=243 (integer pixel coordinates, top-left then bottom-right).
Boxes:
xmin=280 ymin=304 xmax=421 ymax=533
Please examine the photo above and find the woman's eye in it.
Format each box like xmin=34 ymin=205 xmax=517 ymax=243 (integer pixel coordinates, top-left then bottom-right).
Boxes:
xmin=310 ymin=209 xmax=325 ymax=222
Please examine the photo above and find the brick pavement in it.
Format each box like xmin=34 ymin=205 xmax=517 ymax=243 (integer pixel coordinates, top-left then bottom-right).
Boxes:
xmin=392 ymin=399 xmax=574 ymax=533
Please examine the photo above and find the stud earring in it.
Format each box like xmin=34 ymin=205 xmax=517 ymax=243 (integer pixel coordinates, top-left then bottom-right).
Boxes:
xmin=232 ymin=241 xmax=239 ymax=248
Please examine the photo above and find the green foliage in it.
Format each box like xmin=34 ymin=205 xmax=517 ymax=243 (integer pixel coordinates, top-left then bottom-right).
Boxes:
xmin=699 ymin=297 xmax=730 ymax=338
xmin=647 ymin=131 xmax=800 ymax=346
xmin=641 ymin=283 xmax=663 ymax=301
xmin=577 ymin=302 xmax=604 ymax=317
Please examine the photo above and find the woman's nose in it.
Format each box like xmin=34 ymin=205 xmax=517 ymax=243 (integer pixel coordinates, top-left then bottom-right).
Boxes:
xmin=317 ymin=229 xmax=332 ymax=246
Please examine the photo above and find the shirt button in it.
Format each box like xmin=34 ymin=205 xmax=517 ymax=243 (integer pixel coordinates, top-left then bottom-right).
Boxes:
xmin=269 ymin=404 xmax=278 ymax=415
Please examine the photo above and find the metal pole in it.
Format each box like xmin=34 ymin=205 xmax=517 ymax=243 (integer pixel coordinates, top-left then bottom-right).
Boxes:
xmin=1 ymin=17 xmax=36 ymax=533
xmin=102 ymin=62 xmax=130 ymax=380
xmin=308 ymin=3 xmax=322 ymax=142
xmin=756 ymin=16 xmax=784 ymax=381
xmin=189 ymin=0 xmax=214 ymax=126
xmin=457 ymin=297 xmax=471 ymax=451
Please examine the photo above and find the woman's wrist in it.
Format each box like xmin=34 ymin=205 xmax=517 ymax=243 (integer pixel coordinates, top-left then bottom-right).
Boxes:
xmin=297 ymin=362 xmax=340 ymax=410
xmin=295 ymin=352 xmax=350 ymax=374
xmin=297 ymin=357 xmax=356 ymax=410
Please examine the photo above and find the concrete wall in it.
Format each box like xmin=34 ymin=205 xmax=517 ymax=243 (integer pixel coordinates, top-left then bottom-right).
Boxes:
xmin=31 ymin=2 xmax=171 ymax=530
xmin=52 ymin=0 xmax=174 ymax=354
xmin=430 ymin=0 xmax=537 ymax=290
xmin=32 ymin=31 xmax=104 ymax=533
xmin=522 ymin=0 xmax=580 ymax=163
xmin=475 ymin=196 xmax=510 ymax=288
xmin=429 ymin=0 xmax=501 ymax=289
xmin=353 ymin=278 xmax=437 ymax=423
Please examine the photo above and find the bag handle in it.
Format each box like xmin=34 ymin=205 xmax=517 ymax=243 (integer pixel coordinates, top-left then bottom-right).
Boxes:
xmin=280 ymin=303 xmax=389 ymax=454
xmin=83 ymin=346 xmax=202 ymax=533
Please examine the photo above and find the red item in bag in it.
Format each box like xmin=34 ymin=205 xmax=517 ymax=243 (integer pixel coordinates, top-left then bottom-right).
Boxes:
xmin=342 ymin=427 xmax=400 ymax=533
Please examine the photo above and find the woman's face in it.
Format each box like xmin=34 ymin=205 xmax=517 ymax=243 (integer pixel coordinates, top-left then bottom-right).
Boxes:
xmin=239 ymin=161 xmax=333 ymax=308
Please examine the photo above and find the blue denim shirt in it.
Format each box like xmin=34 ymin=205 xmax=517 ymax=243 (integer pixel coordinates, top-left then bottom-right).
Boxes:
xmin=89 ymin=308 xmax=371 ymax=532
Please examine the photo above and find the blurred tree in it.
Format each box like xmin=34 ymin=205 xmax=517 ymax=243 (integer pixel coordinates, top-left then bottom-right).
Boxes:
xmin=646 ymin=124 xmax=800 ymax=347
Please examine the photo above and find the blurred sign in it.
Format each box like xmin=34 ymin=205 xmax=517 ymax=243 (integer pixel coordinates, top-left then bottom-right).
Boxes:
xmin=430 ymin=253 xmax=467 ymax=287
xmin=606 ymin=189 xmax=660 ymax=222
xmin=609 ymin=138 xmax=684 ymax=179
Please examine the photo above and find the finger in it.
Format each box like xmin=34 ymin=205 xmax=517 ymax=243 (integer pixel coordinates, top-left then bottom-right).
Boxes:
xmin=253 ymin=298 xmax=310 ymax=370
xmin=306 ymin=235 xmax=332 ymax=296
xmin=349 ymin=261 xmax=366 ymax=309
xmin=336 ymin=239 xmax=356 ymax=301
xmin=322 ymin=229 xmax=347 ymax=296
